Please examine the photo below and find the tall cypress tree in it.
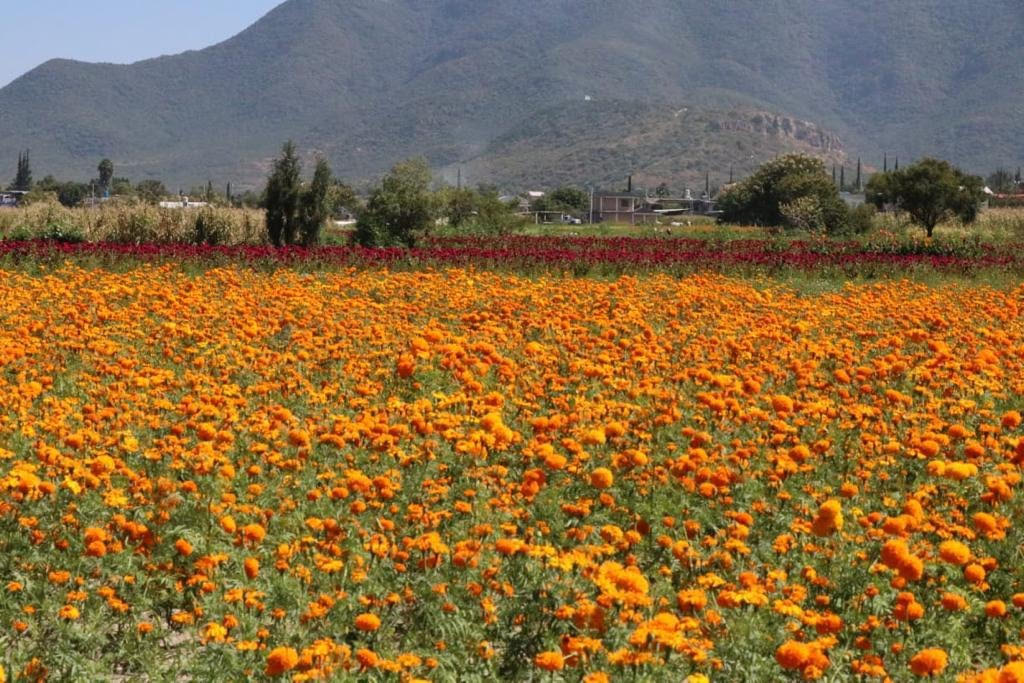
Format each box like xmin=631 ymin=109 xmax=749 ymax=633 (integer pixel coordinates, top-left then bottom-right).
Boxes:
xmin=299 ymin=157 xmax=332 ymax=247
xmin=264 ymin=141 xmax=302 ymax=247
xmin=856 ymin=158 xmax=862 ymax=191
xmin=12 ymin=150 xmax=32 ymax=191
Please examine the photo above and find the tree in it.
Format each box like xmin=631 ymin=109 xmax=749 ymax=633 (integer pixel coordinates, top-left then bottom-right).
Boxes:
xmin=328 ymin=181 xmax=359 ymax=219
xmin=299 ymin=157 xmax=332 ymax=246
xmin=111 ymin=177 xmax=134 ymax=197
xmin=11 ymin=150 xmax=32 ymax=191
xmin=264 ymin=141 xmax=303 ymax=247
xmin=57 ymin=182 xmax=88 ymax=207
xmin=136 ymin=179 xmax=168 ymax=203
xmin=986 ymin=168 xmax=1014 ymax=194
xmin=98 ymin=159 xmax=114 ymax=194
xmin=438 ymin=185 xmax=522 ymax=234
xmin=869 ymin=158 xmax=984 ymax=237
xmin=355 ymin=158 xmax=435 ymax=247
xmin=536 ymin=186 xmax=589 ymax=215
xmin=716 ymin=154 xmax=848 ymax=233
xmin=439 ymin=186 xmax=477 ymax=228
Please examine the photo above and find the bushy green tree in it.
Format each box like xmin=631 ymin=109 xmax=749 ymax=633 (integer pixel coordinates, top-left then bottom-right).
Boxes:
xmin=439 ymin=186 xmax=477 ymax=228
xmin=717 ymin=154 xmax=848 ymax=233
xmin=135 ymin=179 xmax=168 ymax=203
xmin=265 ymin=141 xmax=303 ymax=247
xmin=355 ymin=159 xmax=435 ymax=247
xmin=438 ymin=186 xmax=523 ymax=235
xmin=328 ymin=181 xmax=359 ymax=219
xmin=57 ymin=182 xmax=88 ymax=207
xmin=867 ymin=158 xmax=984 ymax=237
xmin=534 ymin=186 xmax=589 ymax=214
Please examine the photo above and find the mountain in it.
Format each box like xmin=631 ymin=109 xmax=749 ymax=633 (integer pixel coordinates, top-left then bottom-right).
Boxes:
xmin=0 ymin=0 xmax=1021 ymax=190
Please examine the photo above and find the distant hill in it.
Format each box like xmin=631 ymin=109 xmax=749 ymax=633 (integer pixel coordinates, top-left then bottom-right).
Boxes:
xmin=0 ymin=0 xmax=1021 ymax=190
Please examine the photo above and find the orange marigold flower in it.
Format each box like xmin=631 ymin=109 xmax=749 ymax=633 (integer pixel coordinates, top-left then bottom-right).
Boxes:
xmin=940 ymin=592 xmax=968 ymax=611
xmin=355 ymin=648 xmax=379 ymax=669
xmin=1002 ymin=411 xmax=1022 ymax=430
xmin=265 ymin=646 xmax=299 ymax=676
xmin=242 ymin=523 xmax=267 ymax=544
xmin=938 ymin=540 xmax=971 ymax=566
xmin=775 ymin=640 xmax=810 ymax=670
xmin=534 ymin=651 xmax=565 ymax=671
xmin=174 ymin=539 xmax=193 ymax=557
xmin=964 ymin=563 xmax=986 ymax=584
xmin=590 ymin=468 xmax=614 ymax=489
xmin=58 ymin=605 xmax=80 ymax=620
xmin=1000 ymin=661 xmax=1024 ymax=682
xmin=355 ymin=613 xmax=381 ymax=632
xmin=677 ymin=588 xmax=708 ymax=612
xmin=908 ymin=648 xmax=948 ymax=677
xmin=243 ymin=557 xmax=259 ymax=579
xmin=985 ymin=600 xmax=1007 ymax=618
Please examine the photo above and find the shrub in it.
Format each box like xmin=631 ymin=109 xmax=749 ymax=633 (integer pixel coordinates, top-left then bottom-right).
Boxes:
xmin=355 ymin=159 xmax=436 ymax=247
xmin=780 ymin=196 xmax=825 ymax=233
xmin=717 ymin=154 xmax=848 ymax=233
xmin=192 ymin=208 xmax=233 ymax=246
xmin=845 ymin=204 xmax=877 ymax=235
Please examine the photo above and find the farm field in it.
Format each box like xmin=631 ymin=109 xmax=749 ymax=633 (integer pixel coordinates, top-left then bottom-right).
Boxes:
xmin=1 ymin=261 xmax=1023 ymax=681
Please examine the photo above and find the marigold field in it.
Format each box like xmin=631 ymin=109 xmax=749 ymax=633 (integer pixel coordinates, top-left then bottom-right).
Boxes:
xmin=1 ymin=264 xmax=1023 ymax=681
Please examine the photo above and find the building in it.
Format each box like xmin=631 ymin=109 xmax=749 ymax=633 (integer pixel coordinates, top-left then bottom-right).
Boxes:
xmin=0 ymin=190 xmax=27 ymax=208
xmin=591 ymin=189 xmax=719 ymax=225
xmin=158 ymin=196 xmax=208 ymax=209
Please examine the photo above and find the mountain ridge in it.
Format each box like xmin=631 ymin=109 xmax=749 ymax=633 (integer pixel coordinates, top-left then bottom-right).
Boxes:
xmin=1 ymin=0 xmax=1020 ymax=189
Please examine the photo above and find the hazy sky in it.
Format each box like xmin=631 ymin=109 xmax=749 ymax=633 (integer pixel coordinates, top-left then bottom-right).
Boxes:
xmin=1 ymin=1 xmax=283 ymax=87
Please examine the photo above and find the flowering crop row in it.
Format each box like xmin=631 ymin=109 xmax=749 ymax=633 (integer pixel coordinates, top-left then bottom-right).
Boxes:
xmin=0 ymin=266 xmax=1023 ymax=680
xmin=0 ymin=235 xmax=1021 ymax=275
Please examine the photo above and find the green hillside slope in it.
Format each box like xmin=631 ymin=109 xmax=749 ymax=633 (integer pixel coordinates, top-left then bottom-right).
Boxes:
xmin=0 ymin=0 xmax=1019 ymax=189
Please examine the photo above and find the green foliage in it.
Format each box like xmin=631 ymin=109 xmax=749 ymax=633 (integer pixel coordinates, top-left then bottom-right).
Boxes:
xmin=355 ymin=159 xmax=435 ymax=248
xmin=135 ymin=180 xmax=168 ymax=203
xmin=11 ymin=149 xmax=32 ymax=191
xmin=779 ymin=195 xmax=826 ymax=233
xmin=439 ymin=186 xmax=525 ymax=236
xmin=57 ymin=182 xmax=87 ymax=208
xmin=264 ymin=145 xmax=336 ymax=247
xmin=986 ymin=168 xmax=1016 ymax=194
xmin=264 ymin=141 xmax=303 ymax=247
xmin=299 ymin=157 xmax=332 ymax=246
xmin=717 ymin=154 xmax=848 ymax=233
xmin=327 ymin=181 xmax=359 ymax=219
xmin=534 ymin=186 xmax=589 ymax=215
xmin=97 ymin=159 xmax=114 ymax=192
xmin=869 ymin=159 xmax=985 ymax=237
xmin=11 ymin=2 xmax=1020 ymax=189
xmin=846 ymin=203 xmax=877 ymax=235
xmin=191 ymin=207 xmax=234 ymax=246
